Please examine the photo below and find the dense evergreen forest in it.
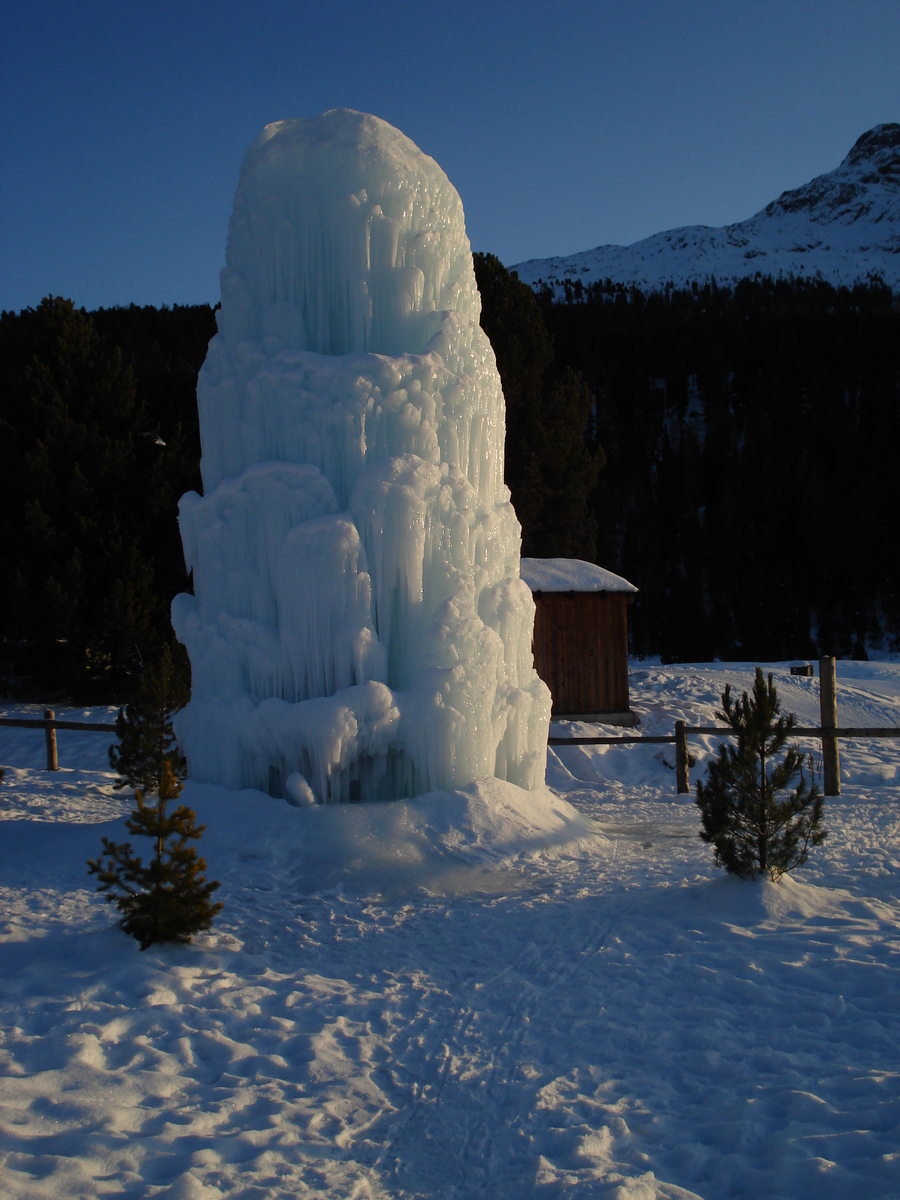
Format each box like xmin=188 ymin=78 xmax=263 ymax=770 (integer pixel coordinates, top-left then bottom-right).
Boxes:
xmin=539 ymin=274 xmax=900 ymax=661
xmin=0 ymin=299 xmax=214 ymax=699
xmin=1 ymin=270 xmax=897 ymax=699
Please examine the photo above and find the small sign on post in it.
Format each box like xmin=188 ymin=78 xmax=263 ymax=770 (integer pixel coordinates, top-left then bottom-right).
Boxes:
xmin=819 ymin=657 xmax=841 ymax=796
xmin=44 ymin=709 xmax=59 ymax=771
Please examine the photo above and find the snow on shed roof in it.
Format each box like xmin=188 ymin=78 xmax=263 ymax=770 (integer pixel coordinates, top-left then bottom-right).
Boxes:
xmin=520 ymin=558 xmax=638 ymax=595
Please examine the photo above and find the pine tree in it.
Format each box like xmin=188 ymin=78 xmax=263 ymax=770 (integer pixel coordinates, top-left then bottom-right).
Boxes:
xmin=473 ymin=253 xmax=603 ymax=559
xmin=0 ymin=297 xmax=158 ymax=696
xmin=696 ymin=668 xmax=826 ymax=880
xmin=473 ymin=252 xmax=553 ymax=550
xmin=109 ymin=645 xmax=189 ymax=792
xmin=539 ymin=367 xmax=602 ymax=559
xmin=88 ymin=760 xmax=222 ymax=950
xmin=1 ymin=299 xmax=217 ymax=698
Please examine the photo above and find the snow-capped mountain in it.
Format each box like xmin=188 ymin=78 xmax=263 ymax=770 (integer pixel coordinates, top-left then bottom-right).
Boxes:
xmin=512 ymin=124 xmax=900 ymax=295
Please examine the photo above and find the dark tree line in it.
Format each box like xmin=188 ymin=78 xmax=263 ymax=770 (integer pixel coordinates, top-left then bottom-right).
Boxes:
xmin=538 ymin=275 xmax=900 ymax=661
xmin=0 ymin=298 xmax=215 ymax=699
xmin=473 ymin=254 xmax=603 ymax=560
xmin=2 ymin=271 xmax=897 ymax=699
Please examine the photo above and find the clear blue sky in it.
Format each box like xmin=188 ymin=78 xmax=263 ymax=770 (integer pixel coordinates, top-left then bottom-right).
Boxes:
xmin=2 ymin=0 xmax=898 ymax=313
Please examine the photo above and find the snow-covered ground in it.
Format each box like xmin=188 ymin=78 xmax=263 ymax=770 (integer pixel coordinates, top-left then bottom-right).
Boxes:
xmin=1 ymin=661 xmax=898 ymax=1199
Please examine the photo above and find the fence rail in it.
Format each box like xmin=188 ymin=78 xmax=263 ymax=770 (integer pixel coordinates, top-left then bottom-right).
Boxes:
xmin=548 ymin=733 xmax=674 ymax=745
xmin=549 ymin=657 xmax=900 ymax=796
xmin=549 ymin=726 xmax=900 ymax=745
xmin=0 ymin=717 xmax=118 ymax=733
xmin=4 ymin=658 xmax=898 ymax=791
xmin=0 ymin=709 xmax=117 ymax=772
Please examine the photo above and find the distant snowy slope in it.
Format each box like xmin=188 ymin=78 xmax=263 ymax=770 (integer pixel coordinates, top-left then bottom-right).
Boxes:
xmin=513 ymin=124 xmax=900 ymax=295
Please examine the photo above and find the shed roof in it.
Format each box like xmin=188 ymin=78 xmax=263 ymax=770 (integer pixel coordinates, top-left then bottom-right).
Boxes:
xmin=520 ymin=557 xmax=638 ymax=595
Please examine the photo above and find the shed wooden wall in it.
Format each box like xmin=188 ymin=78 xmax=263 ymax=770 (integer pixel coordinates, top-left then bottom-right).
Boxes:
xmin=531 ymin=591 xmax=631 ymax=717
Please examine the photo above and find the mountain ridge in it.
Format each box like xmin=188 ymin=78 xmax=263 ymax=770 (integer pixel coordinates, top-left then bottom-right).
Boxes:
xmin=512 ymin=124 xmax=900 ymax=295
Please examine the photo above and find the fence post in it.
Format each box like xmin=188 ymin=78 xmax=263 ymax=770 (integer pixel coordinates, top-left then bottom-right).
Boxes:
xmin=44 ymin=709 xmax=59 ymax=771
xmin=819 ymin=656 xmax=841 ymax=796
xmin=675 ymin=720 xmax=690 ymax=794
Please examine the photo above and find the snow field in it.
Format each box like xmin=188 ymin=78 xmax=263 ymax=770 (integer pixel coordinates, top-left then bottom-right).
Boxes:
xmin=1 ymin=661 xmax=898 ymax=1198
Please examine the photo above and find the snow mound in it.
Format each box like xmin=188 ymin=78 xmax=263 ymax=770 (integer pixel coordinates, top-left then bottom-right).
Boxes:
xmin=653 ymin=872 xmax=863 ymax=928
xmin=190 ymin=778 xmax=600 ymax=895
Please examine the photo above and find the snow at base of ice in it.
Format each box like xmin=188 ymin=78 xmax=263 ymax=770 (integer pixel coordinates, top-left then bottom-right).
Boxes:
xmin=174 ymin=110 xmax=550 ymax=803
xmin=194 ymin=776 xmax=597 ymax=894
xmin=520 ymin=556 xmax=638 ymax=594
xmin=1 ymin=660 xmax=898 ymax=1198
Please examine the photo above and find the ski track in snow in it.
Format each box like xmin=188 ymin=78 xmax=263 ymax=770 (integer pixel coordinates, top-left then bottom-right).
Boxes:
xmin=0 ymin=663 xmax=898 ymax=1198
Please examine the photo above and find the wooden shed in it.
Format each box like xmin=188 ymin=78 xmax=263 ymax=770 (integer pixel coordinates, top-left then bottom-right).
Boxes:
xmin=521 ymin=558 xmax=638 ymax=723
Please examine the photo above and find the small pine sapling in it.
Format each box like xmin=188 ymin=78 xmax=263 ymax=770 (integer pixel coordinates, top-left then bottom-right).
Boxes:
xmin=88 ymin=760 xmax=223 ymax=950
xmin=696 ymin=667 xmax=826 ymax=880
xmin=93 ymin=645 xmax=221 ymax=948
xmin=109 ymin=645 xmax=189 ymax=793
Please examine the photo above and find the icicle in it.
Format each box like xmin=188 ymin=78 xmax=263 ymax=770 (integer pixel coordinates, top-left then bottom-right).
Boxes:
xmin=173 ymin=110 xmax=549 ymax=802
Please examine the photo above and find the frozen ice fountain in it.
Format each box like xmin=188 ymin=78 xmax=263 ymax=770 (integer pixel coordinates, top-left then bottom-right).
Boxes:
xmin=172 ymin=110 xmax=551 ymax=803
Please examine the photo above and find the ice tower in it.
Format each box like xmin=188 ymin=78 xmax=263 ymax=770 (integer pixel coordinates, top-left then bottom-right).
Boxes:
xmin=172 ymin=110 xmax=551 ymax=803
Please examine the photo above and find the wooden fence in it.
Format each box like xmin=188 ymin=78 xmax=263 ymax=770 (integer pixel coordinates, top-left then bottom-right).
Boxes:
xmin=0 ymin=710 xmax=117 ymax=771
xmin=3 ymin=657 xmax=898 ymax=794
xmin=548 ymin=656 xmax=900 ymax=796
